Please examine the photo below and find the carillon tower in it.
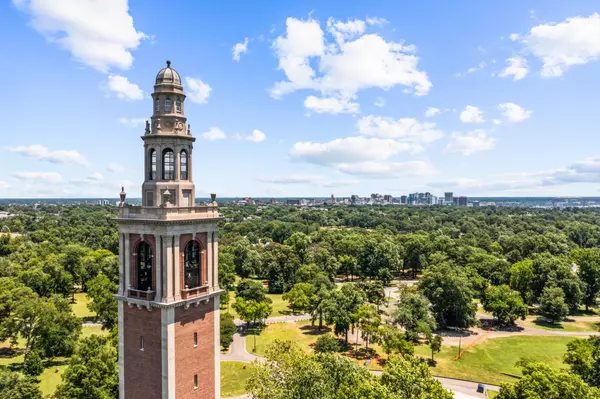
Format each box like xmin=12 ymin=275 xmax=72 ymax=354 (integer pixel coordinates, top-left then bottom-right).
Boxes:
xmin=115 ymin=61 xmax=222 ymax=399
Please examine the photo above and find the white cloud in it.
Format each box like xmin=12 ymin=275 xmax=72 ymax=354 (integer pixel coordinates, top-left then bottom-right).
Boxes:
xmin=424 ymin=107 xmax=440 ymax=118
xmin=200 ymin=127 xmax=226 ymax=141
xmin=271 ymin=17 xmax=431 ymax=100
xmin=7 ymin=145 xmax=90 ymax=167
xmin=455 ymin=61 xmax=486 ymax=77
xmin=13 ymin=0 xmax=147 ymax=72
xmin=107 ymin=163 xmax=125 ymax=173
xmin=304 ymin=95 xmax=359 ymax=114
xmin=103 ymin=75 xmax=143 ymax=100
xmin=118 ymin=117 xmax=146 ymax=127
xmin=509 ymin=33 xmax=520 ymax=41
xmin=257 ymin=174 xmax=322 ymax=184
xmin=522 ymin=13 xmax=600 ymax=77
xmin=357 ymin=115 xmax=443 ymax=143
xmin=237 ymin=129 xmax=266 ymax=143
xmin=444 ymin=130 xmax=496 ymax=155
xmin=493 ymin=119 xmax=502 ymax=125
xmin=321 ymin=179 xmax=359 ymax=187
xmin=498 ymin=56 xmax=529 ymax=80
xmin=185 ymin=77 xmax=212 ymax=104
xmin=327 ymin=18 xmax=366 ymax=44
xmin=334 ymin=161 xmax=435 ymax=178
xmin=460 ymin=105 xmax=485 ymax=123
xmin=498 ymin=102 xmax=532 ymax=122
xmin=70 ymin=172 xmax=104 ymax=184
xmin=12 ymin=172 xmax=62 ymax=184
xmin=290 ymin=136 xmax=420 ymax=167
xmin=232 ymin=37 xmax=249 ymax=61
xmin=366 ymin=17 xmax=388 ymax=26
xmin=374 ymin=97 xmax=386 ymax=107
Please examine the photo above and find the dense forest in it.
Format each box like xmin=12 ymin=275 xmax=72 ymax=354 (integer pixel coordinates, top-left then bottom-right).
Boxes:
xmin=2 ymin=203 xmax=600 ymax=398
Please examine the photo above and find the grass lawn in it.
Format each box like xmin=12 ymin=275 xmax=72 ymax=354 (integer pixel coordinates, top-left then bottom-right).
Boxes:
xmin=523 ymin=317 xmax=600 ymax=332
xmin=38 ymin=362 xmax=69 ymax=397
xmin=414 ymin=336 xmax=576 ymax=385
xmin=81 ymin=325 xmax=108 ymax=338
xmin=487 ymin=390 xmax=499 ymax=398
xmin=72 ymin=292 xmax=96 ymax=319
xmin=220 ymin=361 xmax=254 ymax=397
xmin=247 ymin=320 xmax=331 ymax=357
xmin=225 ymin=292 xmax=292 ymax=318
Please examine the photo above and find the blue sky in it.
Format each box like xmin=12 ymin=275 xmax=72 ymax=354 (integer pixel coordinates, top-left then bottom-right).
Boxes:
xmin=1 ymin=0 xmax=600 ymax=198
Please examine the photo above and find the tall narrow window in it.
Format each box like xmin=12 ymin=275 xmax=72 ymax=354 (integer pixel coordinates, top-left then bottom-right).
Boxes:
xmin=140 ymin=336 xmax=145 ymax=351
xmin=149 ymin=149 xmax=157 ymax=180
xmin=165 ymin=98 xmax=172 ymax=113
xmin=184 ymin=241 xmax=200 ymax=289
xmin=155 ymin=99 xmax=160 ymax=112
xmin=180 ymin=150 xmax=188 ymax=180
xmin=137 ymin=242 xmax=152 ymax=291
xmin=194 ymin=375 xmax=198 ymax=390
xmin=176 ymin=100 xmax=182 ymax=113
xmin=162 ymin=149 xmax=175 ymax=180
xmin=193 ymin=332 xmax=198 ymax=347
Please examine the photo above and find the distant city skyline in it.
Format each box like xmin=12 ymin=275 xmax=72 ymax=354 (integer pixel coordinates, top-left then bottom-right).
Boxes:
xmin=1 ymin=1 xmax=600 ymax=198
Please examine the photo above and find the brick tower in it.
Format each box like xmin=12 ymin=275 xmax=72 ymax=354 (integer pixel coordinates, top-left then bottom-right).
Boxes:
xmin=115 ymin=61 xmax=222 ymax=399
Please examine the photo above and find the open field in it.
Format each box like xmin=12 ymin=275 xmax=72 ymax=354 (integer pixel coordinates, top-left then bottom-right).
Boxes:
xmin=221 ymin=361 xmax=254 ymax=397
xmin=225 ymin=291 xmax=292 ymax=319
xmin=72 ymin=292 xmax=96 ymax=319
xmin=247 ymin=320 xmax=331 ymax=357
xmin=522 ymin=317 xmax=600 ymax=332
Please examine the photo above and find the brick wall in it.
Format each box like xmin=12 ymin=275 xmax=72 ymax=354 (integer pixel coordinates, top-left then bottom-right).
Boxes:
xmin=174 ymin=299 xmax=215 ymax=398
xmin=123 ymin=305 xmax=162 ymax=399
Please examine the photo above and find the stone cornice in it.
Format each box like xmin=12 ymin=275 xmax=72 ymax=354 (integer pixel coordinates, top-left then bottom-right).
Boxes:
xmin=114 ymin=216 xmax=222 ymax=225
xmin=114 ymin=289 xmax=224 ymax=311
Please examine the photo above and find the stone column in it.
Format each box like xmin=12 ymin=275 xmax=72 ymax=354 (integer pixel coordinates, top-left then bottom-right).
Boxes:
xmin=173 ymin=235 xmax=181 ymax=301
xmin=162 ymin=235 xmax=174 ymax=302
xmin=124 ymin=234 xmax=131 ymax=292
xmin=118 ymin=233 xmax=125 ymax=295
xmin=206 ymin=231 xmax=213 ymax=288
xmin=213 ymin=230 xmax=219 ymax=289
xmin=155 ymin=233 xmax=162 ymax=302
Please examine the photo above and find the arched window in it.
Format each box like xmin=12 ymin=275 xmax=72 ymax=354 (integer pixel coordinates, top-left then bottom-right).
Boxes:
xmin=149 ymin=149 xmax=156 ymax=180
xmin=155 ymin=99 xmax=160 ymax=112
xmin=165 ymin=98 xmax=172 ymax=113
xmin=180 ymin=150 xmax=188 ymax=180
xmin=163 ymin=149 xmax=175 ymax=180
xmin=137 ymin=242 xmax=153 ymax=291
xmin=176 ymin=100 xmax=182 ymax=113
xmin=184 ymin=241 xmax=200 ymax=289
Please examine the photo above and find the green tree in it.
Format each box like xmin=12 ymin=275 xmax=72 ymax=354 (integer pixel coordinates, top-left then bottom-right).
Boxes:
xmin=571 ymin=248 xmax=600 ymax=311
xmin=509 ymin=259 xmax=535 ymax=305
xmin=379 ymin=325 xmax=414 ymax=356
xmin=393 ymin=289 xmax=437 ymax=341
xmin=55 ymin=335 xmax=118 ymax=399
xmin=356 ymin=304 xmax=381 ymax=351
xmin=236 ymin=279 xmax=269 ymax=302
xmin=497 ymin=360 xmax=600 ymax=399
xmin=283 ymin=282 xmax=312 ymax=314
xmin=564 ymin=336 xmax=600 ymax=387
xmin=419 ymin=263 xmax=477 ymax=328
xmin=220 ymin=312 xmax=237 ymax=351
xmin=428 ymin=334 xmax=443 ymax=363
xmin=233 ymin=297 xmax=272 ymax=326
xmin=308 ymin=274 xmax=334 ymax=331
xmin=314 ymin=334 xmax=341 ymax=353
xmin=482 ymin=284 xmax=528 ymax=326
xmin=539 ymin=286 xmax=569 ymax=324
xmin=325 ymin=284 xmax=366 ymax=344
xmin=0 ymin=369 xmax=43 ymax=399
xmin=284 ymin=232 xmax=312 ymax=263
xmin=23 ymin=350 xmax=44 ymax=377
xmin=380 ymin=355 xmax=453 ymax=399
xmin=86 ymin=272 xmax=118 ymax=329
xmin=356 ymin=280 xmax=386 ymax=310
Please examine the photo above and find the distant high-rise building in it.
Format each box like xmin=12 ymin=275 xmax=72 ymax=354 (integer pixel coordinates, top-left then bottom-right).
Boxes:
xmin=331 ymin=194 xmax=336 ymax=203
xmin=453 ymin=197 xmax=459 ymax=206
xmin=383 ymin=194 xmax=392 ymax=203
xmin=287 ymin=199 xmax=300 ymax=205
xmin=458 ymin=196 xmax=468 ymax=206
xmin=270 ymin=198 xmax=276 ymax=205
xmin=351 ymin=195 xmax=360 ymax=204
xmin=445 ymin=192 xmax=453 ymax=203
xmin=400 ymin=195 xmax=407 ymax=204
xmin=472 ymin=200 xmax=480 ymax=207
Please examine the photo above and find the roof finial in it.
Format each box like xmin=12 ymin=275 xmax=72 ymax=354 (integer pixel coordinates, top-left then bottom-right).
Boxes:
xmin=166 ymin=60 xmax=171 ymax=67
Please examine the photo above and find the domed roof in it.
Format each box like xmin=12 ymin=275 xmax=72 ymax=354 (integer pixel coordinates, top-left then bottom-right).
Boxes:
xmin=155 ymin=60 xmax=181 ymax=86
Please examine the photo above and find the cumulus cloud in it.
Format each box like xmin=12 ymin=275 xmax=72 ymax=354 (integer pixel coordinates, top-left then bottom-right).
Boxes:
xmin=521 ymin=13 xmax=600 ymax=77
xmin=70 ymin=172 xmax=104 ymax=184
xmin=366 ymin=17 xmax=388 ymax=26
xmin=444 ymin=130 xmax=496 ymax=155
xmin=498 ymin=102 xmax=532 ymax=122
xmin=424 ymin=107 xmax=440 ymax=118
xmin=271 ymin=17 xmax=431 ymax=101
xmin=236 ymin=129 xmax=266 ymax=143
xmin=12 ymin=172 xmax=63 ymax=184
xmin=7 ymin=145 xmax=90 ymax=167
xmin=460 ymin=105 xmax=485 ymax=123
xmin=118 ymin=117 xmax=146 ymax=127
xmin=304 ymin=95 xmax=360 ymax=114
xmin=455 ymin=61 xmax=487 ymax=77
xmin=498 ymin=56 xmax=529 ymax=80
xmin=107 ymin=163 xmax=125 ymax=173
xmin=103 ymin=75 xmax=143 ymax=100
xmin=257 ymin=174 xmax=322 ymax=184
xmin=334 ymin=161 xmax=435 ymax=178
xmin=200 ymin=127 xmax=227 ymax=141
xmin=232 ymin=37 xmax=249 ymax=61
xmin=13 ymin=0 xmax=147 ymax=72
xmin=185 ymin=77 xmax=212 ymax=104
xmin=357 ymin=115 xmax=443 ymax=143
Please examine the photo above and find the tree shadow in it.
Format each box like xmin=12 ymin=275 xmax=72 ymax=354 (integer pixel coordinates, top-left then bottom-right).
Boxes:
xmin=480 ymin=319 xmax=525 ymax=332
xmin=435 ymin=328 xmax=477 ymax=338
xmin=0 ymin=347 xmax=23 ymax=359
xmin=532 ymin=318 xmax=566 ymax=329
xmin=299 ymin=324 xmax=332 ymax=336
xmin=239 ymin=324 xmax=266 ymax=337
